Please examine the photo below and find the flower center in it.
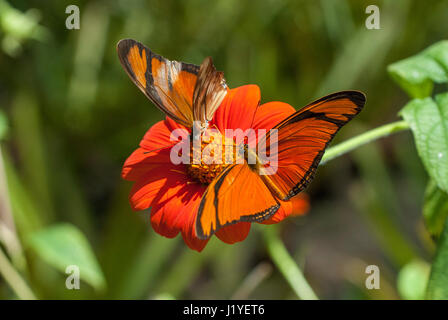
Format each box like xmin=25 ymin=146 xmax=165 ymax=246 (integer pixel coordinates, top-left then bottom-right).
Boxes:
xmin=186 ymin=130 xmax=243 ymax=184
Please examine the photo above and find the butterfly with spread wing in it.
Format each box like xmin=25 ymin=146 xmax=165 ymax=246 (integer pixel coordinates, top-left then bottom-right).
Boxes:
xmin=117 ymin=39 xmax=227 ymax=133
xmin=195 ymin=91 xmax=366 ymax=239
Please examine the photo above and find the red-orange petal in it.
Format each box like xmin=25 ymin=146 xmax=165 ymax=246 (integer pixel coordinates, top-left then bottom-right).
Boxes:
xmin=252 ymin=101 xmax=296 ymax=132
xmin=212 ymin=85 xmax=261 ymax=134
xmin=140 ymin=118 xmax=189 ymax=151
xmin=215 ymin=222 xmax=251 ymax=244
xmin=122 ymin=147 xmax=172 ymax=181
xmin=178 ymin=185 xmax=210 ymax=252
xmin=150 ymin=175 xmax=197 ymax=238
xmin=129 ymin=166 xmax=188 ymax=211
xmin=150 ymin=203 xmax=180 ymax=238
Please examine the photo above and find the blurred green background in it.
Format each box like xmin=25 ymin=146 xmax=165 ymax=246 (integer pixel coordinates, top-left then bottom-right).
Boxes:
xmin=0 ymin=0 xmax=447 ymax=299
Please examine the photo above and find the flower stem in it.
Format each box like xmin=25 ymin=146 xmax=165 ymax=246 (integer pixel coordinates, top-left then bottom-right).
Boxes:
xmin=0 ymin=246 xmax=36 ymax=300
xmin=321 ymin=120 xmax=410 ymax=165
xmin=263 ymin=120 xmax=410 ymax=300
xmin=263 ymin=226 xmax=318 ymax=300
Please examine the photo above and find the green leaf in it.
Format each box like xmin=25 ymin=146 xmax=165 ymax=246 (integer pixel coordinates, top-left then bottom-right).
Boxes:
xmin=0 ymin=110 xmax=8 ymax=140
xmin=400 ymin=93 xmax=448 ymax=193
xmin=388 ymin=40 xmax=448 ymax=98
xmin=427 ymin=219 xmax=448 ymax=299
xmin=424 ymin=179 xmax=448 ymax=238
xmin=27 ymin=223 xmax=106 ymax=291
xmin=397 ymin=259 xmax=430 ymax=300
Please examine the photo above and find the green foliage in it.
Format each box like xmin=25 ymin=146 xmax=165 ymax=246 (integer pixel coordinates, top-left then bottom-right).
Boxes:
xmin=0 ymin=0 xmax=48 ymax=56
xmin=27 ymin=224 xmax=106 ymax=291
xmin=397 ymin=260 xmax=430 ymax=300
xmin=400 ymin=94 xmax=448 ymax=193
xmin=426 ymin=219 xmax=448 ymax=299
xmin=424 ymin=180 xmax=448 ymax=238
xmin=0 ymin=110 xmax=8 ymax=140
xmin=390 ymin=39 xmax=448 ymax=300
xmin=388 ymin=41 xmax=448 ymax=99
xmin=1 ymin=0 xmax=448 ymax=300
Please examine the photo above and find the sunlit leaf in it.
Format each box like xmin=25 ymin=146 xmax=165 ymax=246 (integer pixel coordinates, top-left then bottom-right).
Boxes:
xmin=28 ymin=223 xmax=106 ymax=291
xmin=424 ymin=179 xmax=448 ymax=238
xmin=427 ymin=219 xmax=448 ymax=299
xmin=388 ymin=40 xmax=448 ymax=98
xmin=400 ymin=93 xmax=448 ymax=193
xmin=397 ymin=259 xmax=430 ymax=300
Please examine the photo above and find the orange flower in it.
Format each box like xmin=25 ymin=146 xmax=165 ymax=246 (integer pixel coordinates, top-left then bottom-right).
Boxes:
xmin=122 ymin=85 xmax=309 ymax=251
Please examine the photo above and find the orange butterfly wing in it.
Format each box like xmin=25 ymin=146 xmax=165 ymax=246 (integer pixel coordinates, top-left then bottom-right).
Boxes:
xmin=195 ymin=164 xmax=280 ymax=239
xmin=195 ymin=91 xmax=365 ymax=239
xmin=193 ymin=56 xmax=228 ymax=125
xmin=258 ymin=91 xmax=366 ymax=200
xmin=117 ymin=39 xmax=199 ymax=127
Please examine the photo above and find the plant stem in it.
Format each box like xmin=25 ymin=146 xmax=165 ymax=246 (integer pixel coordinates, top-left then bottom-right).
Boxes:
xmin=263 ymin=120 xmax=410 ymax=300
xmin=0 ymin=245 xmax=36 ymax=300
xmin=321 ymin=120 xmax=410 ymax=165
xmin=0 ymin=145 xmax=25 ymax=270
xmin=263 ymin=226 xmax=318 ymax=300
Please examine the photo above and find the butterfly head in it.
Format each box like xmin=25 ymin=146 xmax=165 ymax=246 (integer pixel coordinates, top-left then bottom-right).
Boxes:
xmin=191 ymin=120 xmax=210 ymax=141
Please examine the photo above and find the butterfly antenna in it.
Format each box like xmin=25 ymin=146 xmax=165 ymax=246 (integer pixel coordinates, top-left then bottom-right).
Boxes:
xmin=249 ymin=100 xmax=261 ymax=130
xmin=142 ymin=142 xmax=178 ymax=155
xmin=169 ymin=169 xmax=187 ymax=175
